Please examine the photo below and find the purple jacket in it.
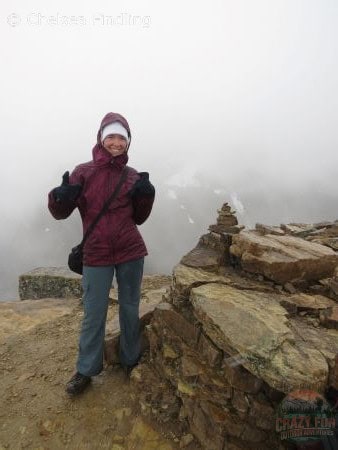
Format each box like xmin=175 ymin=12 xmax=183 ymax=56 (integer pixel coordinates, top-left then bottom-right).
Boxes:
xmin=48 ymin=112 xmax=155 ymax=266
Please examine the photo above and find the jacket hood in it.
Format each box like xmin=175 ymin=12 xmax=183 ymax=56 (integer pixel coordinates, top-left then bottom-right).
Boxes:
xmin=92 ymin=112 xmax=132 ymax=168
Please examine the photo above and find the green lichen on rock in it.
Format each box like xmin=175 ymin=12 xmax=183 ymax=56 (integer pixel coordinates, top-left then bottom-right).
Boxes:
xmin=19 ymin=267 xmax=82 ymax=300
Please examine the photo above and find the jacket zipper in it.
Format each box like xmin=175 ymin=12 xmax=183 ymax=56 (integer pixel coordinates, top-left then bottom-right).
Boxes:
xmin=109 ymin=161 xmax=115 ymax=260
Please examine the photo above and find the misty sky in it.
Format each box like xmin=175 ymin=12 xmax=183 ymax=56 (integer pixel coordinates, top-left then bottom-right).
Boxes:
xmin=1 ymin=0 xmax=337 ymax=299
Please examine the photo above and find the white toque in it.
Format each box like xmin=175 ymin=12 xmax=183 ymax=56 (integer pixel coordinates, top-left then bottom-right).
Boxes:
xmin=101 ymin=122 xmax=129 ymax=143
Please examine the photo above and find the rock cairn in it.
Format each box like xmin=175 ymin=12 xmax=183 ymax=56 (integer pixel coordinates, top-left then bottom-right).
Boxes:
xmin=180 ymin=203 xmax=244 ymax=272
xmin=208 ymin=203 xmax=243 ymax=235
xmin=128 ymin=204 xmax=338 ymax=450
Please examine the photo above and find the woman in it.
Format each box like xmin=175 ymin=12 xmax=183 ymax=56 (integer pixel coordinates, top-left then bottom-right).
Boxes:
xmin=48 ymin=112 xmax=155 ymax=396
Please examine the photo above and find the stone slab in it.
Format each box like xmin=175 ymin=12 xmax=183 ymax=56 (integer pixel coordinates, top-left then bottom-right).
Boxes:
xmin=190 ymin=283 xmax=328 ymax=393
xmin=180 ymin=244 xmax=224 ymax=272
xmin=230 ymin=231 xmax=338 ymax=284
xmin=19 ymin=267 xmax=82 ymax=300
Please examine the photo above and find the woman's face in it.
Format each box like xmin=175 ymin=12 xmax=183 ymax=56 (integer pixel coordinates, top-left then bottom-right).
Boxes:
xmin=103 ymin=134 xmax=128 ymax=157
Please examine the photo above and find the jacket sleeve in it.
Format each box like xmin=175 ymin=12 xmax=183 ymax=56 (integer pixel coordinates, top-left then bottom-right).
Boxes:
xmin=132 ymin=192 xmax=155 ymax=225
xmin=47 ymin=168 xmax=81 ymax=220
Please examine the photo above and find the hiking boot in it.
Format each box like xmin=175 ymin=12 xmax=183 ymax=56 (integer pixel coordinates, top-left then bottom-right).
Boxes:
xmin=65 ymin=372 xmax=91 ymax=396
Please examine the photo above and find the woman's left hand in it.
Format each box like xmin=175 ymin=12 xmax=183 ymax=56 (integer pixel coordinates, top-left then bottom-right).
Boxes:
xmin=128 ymin=172 xmax=155 ymax=197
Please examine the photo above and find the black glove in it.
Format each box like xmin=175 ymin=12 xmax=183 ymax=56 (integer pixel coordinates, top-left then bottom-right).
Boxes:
xmin=128 ymin=172 xmax=155 ymax=197
xmin=52 ymin=171 xmax=82 ymax=203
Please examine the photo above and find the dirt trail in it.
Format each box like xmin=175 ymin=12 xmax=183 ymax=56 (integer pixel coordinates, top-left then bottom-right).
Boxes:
xmin=0 ymin=299 xmax=185 ymax=450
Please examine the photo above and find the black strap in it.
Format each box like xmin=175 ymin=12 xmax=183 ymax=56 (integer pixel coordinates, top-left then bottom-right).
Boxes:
xmin=80 ymin=166 xmax=129 ymax=248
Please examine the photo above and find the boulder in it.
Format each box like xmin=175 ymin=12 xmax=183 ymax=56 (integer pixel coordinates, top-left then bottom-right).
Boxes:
xmin=130 ymin=209 xmax=338 ymax=450
xmin=171 ymin=264 xmax=277 ymax=308
xmin=280 ymin=223 xmax=315 ymax=237
xmin=190 ymin=283 xmax=328 ymax=393
xmin=310 ymin=237 xmax=338 ymax=251
xmin=282 ymin=292 xmax=336 ymax=315
xmin=288 ymin=319 xmax=338 ymax=389
xmin=230 ymin=231 xmax=338 ymax=283
xmin=19 ymin=267 xmax=82 ymax=300
xmin=180 ymin=244 xmax=225 ymax=272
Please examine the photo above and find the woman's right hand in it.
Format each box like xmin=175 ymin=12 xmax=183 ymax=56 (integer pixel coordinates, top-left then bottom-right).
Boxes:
xmin=52 ymin=171 xmax=83 ymax=203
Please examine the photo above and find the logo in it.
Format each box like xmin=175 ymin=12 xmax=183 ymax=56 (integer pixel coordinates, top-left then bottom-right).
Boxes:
xmin=276 ymin=389 xmax=336 ymax=444
xmin=7 ymin=13 xmax=21 ymax=27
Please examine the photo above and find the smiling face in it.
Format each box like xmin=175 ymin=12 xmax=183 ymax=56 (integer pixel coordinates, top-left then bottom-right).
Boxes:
xmin=102 ymin=134 xmax=128 ymax=157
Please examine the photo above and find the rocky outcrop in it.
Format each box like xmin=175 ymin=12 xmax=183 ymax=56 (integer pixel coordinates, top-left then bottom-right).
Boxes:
xmin=129 ymin=203 xmax=338 ymax=450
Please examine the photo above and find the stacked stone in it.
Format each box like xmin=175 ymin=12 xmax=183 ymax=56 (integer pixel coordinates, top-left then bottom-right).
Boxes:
xmin=180 ymin=203 xmax=244 ymax=271
xmin=131 ymin=207 xmax=338 ymax=450
xmin=205 ymin=203 xmax=244 ymax=264
xmin=133 ymin=267 xmax=338 ymax=449
xmin=208 ymin=203 xmax=242 ymax=235
xmin=134 ymin=298 xmax=286 ymax=450
xmin=132 ymin=257 xmax=338 ymax=449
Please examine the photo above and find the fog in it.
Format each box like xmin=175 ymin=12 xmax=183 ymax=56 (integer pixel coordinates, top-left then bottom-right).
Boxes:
xmin=1 ymin=0 xmax=337 ymax=300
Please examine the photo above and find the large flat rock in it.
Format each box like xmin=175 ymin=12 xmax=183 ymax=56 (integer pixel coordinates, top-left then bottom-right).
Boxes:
xmin=19 ymin=267 xmax=82 ymax=300
xmin=281 ymin=292 xmax=337 ymax=317
xmin=172 ymin=264 xmax=233 ymax=300
xmin=19 ymin=269 xmax=171 ymax=301
xmin=230 ymin=231 xmax=338 ymax=283
xmin=172 ymin=264 xmax=276 ymax=304
xmin=190 ymin=283 xmax=328 ymax=393
xmin=310 ymin=237 xmax=338 ymax=251
xmin=180 ymin=244 xmax=224 ymax=272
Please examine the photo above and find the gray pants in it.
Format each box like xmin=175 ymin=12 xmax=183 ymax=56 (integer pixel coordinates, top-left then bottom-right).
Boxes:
xmin=76 ymin=257 xmax=144 ymax=376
